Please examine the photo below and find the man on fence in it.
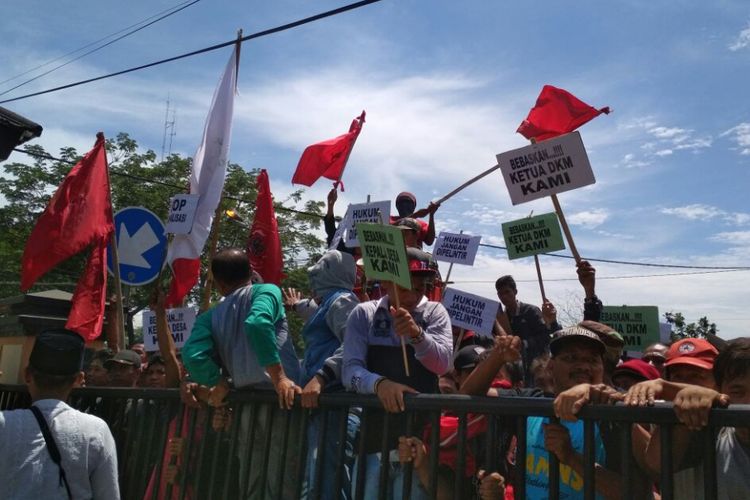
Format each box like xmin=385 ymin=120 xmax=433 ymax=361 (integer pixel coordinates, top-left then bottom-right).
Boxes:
xmin=181 ymin=247 xmax=301 ymax=500
xmin=0 ymin=329 xmax=119 ymax=499
xmin=343 ymin=247 xmax=452 ymax=499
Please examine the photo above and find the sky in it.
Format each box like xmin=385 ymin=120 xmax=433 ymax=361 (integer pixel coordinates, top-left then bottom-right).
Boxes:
xmin=2 ymin=0 xmax=749 ymax=339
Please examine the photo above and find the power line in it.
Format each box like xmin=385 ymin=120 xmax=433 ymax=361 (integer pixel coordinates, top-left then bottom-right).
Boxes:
xmin=0 ymin=0 xmax=383 ymax=105
xmin=453 ymin=268 xmax=750 ymax=284
xmin=478 ymin=243 xmax=750 ymax=270
xmin=0 ymin=0 xmax=199 ymax=94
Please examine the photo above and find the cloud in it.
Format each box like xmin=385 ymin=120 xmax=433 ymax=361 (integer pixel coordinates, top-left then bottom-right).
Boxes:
xmin=729 ymin=23 xmax=750 ymax=51
xmin=654 ymin=149 xmax=673 ymax=157
xmin=619 ymin=153 xmax=652 ymax=169
xmin=661 ymin=204 xmax=750 ymax=226
xmin=567 ymin=209 xmax=608 ymax=228
xmin=710 ymin=231 xmax=750 ymax=246
xmin=721 ymin=123 xmax=750 ymax=155
xmin=648 ymin=126 xmax=688 ymax=140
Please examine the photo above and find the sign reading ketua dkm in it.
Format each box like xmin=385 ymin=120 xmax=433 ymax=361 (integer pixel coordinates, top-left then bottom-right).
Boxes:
xmin=496 ymin=131 xmax=596 ymax=205
xmin=600 ymin=305 xmax=660 ymax=352
xmin=433 ymin=232 xmax=481 ymax=265
xmin=357 ymin=222 xmax=411 ymax=290
xmin=502 ymin=213 xmax=565 ymax=260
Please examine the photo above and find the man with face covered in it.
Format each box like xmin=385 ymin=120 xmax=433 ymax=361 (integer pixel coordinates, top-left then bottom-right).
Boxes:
xmin=389 ymin=192 xmax=439 ymax=247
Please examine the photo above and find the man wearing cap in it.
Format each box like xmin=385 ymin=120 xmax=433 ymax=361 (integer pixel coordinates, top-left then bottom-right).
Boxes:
xmin=389 ymin=192 xmax=439 ymax=247
xmin=343 ymin=247 xmax=452 ymax=499
xmin=0 ymin=329 xmax=120 ymax=499
xmin=460 ymin=325 xmax=649 ymax=499
xmin=612 ymin=359 xmax=660 ymax=390
xmin=105 ymin=349 xmax=142 ymax=387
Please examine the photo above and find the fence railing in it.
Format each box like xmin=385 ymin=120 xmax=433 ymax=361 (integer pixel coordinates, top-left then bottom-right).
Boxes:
xmin=1 ymin=384 xmax=748 ymax=500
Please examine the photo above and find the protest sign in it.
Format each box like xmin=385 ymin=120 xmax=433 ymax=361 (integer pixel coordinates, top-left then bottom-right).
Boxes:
xmin=357 ymin=222 xmax=411 ymax=289
xmin=142 ymin=307 xmax=196 ymax=351
xmin=496 ymin=131 xmax=595 ymax=205
xmin=166 ymin=194 xmax=200 ymax=234
xmin=442 ymin=288 xmax=499 ymax=336
xmin=600 ymin=306 xmax=660 ymax=352
xmin=501 ymin=213 xmax=565 ymax=260
xmin=343 ymin=200 xmax=391 ymax=247
xmin=433 ymin=232 xmax=482 ymax=265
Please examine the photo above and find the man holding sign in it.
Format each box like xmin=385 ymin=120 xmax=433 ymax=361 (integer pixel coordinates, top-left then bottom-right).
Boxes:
xmin=343 ymin=247 xmax=452 ymax=499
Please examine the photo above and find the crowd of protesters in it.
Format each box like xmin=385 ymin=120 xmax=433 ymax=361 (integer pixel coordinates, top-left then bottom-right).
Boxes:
xmin=3 ymin=189 xmax=749 ymax=499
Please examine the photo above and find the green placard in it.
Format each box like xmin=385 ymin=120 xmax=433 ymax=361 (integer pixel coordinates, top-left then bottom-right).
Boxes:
xmin=357 ymin=222 xmax=411 ymax=290
xmin=600 ymin=306 xmax=660 ymax=353
xmin=501 ymin=212 xmax=565 ymax=260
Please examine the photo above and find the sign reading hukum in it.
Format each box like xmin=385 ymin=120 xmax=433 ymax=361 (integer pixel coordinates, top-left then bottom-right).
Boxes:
xmin=433 ymin=232 xmax=481 ymax=265
xmin=142 ymin=307 xmax=196 ymax=351
xmin=501 ymin=213 xmax=565 ymax=260
xmin=496 ymin=131 xmax=595 ymax=205
xmin=600 ymin=305 xmax=660 ymax=352
xmin=357 ymin=222 xmax=411 ymax=290
xmin=441 ymin=288 xmax=499 ymax=336
xmin=344 ymin=201 xmax=391 ymax=247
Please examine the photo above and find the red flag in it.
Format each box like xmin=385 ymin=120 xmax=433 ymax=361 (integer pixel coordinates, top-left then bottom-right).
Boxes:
xmin=21 ymin=133 xmax=114 ymax=340
xmin=517 ymin=85 xmax=610 ymax=141
xmin=247 ymin=170 xmax=285 ymax=285
xmin=292 ymin=111 xmax=365 ymax=189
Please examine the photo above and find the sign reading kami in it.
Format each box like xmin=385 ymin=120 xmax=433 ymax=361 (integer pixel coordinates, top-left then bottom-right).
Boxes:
xmin=357 ymin=222 xmax=411 ymax=289
xmin=166 ymin=194 xmax=200 ymax=235
xmin=107 ymin=207 xmax=167 ymax=286
xmin=600 ymin=305 xmax=660 ymax=353
xmin=496 ymin=131 xmax=595 ymax=205
xmin=433 ymin=232 xmax=481 ymax=265
xmin=502 ymin=213 xmax=565 ymax=260
xmin=441 ymin=288 xmax=499 ymax=336
xmin=142 ymin=307 xmax=196 ymax=351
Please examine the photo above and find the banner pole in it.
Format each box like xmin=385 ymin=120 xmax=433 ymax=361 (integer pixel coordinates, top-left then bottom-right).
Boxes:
xmin=453 ymin=327 xmax=466 ymax=356
xmin=434 ymin=163 xmax=502 ymax=206
xmin=200 ymin=202 xmax=224 ymax=312
xmin=390 ymin=284 xmax=411 ymax=377
xmin=534 ymin=255 xmax=547 ymax=302
xmin=550 ymin=194 xmax=581 ymax=264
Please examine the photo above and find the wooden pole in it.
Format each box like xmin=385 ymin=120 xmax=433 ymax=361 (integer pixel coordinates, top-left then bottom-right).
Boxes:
xmin=334 ymin=111 xmax=365 ymax=191
xmin=390 ymin=284 xmax=411 ymax=377
xmin=534 ymin=255 xmax=547 ymax=302
xmin=453 ymin=328 xmax=466 ymax=356
xmin=200 ymin=202 xmax=224 ymax=312
xmin=434 ymin=163 xmax=503 ymax=205
xmin=550 ymin=193 xmax=581 ymax=263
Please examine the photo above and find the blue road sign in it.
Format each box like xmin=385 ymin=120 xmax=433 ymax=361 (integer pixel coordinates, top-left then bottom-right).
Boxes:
xmin=107 ymin=207 xmax=167 ymax=286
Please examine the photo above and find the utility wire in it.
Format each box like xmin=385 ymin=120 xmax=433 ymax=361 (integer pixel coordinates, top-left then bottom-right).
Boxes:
xmin=454 ymin=268 xmax=750 ymax=284
xmin=12 ymin=147 xmax=750 ymax=273
xmin=0 ymin=0 xmax=383 ymax=105
xmin=478 ymin=243 xmax=750 ymax=270
xmin=0 ymin=0 xmax=199 ymax=93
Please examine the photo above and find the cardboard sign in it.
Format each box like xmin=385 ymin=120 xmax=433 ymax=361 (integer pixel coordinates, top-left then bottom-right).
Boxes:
xmin=357 ymin=222 xmax=411 ymax=289
xmin=433 ymin=232 xmax=482 ymax=265
xmin=441 ymin=288 xmax=499 ymax=336
xmin=501 ymin=213 xmax=565 ymax=260
xmin=142 ymin=307 xmax=196 ymax=351
xmin=496 ymin=131 xmax=595 ymax=205
xmin=166 ymin=194 xmax=200 ymax=234
xmin=331 ymin=201 xmax=391 ymax=248
xmin=600 ymin=306 xmax=660 ymax=352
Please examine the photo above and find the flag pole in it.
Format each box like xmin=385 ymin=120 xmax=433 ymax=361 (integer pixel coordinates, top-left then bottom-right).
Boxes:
xmin=100 ymin=131 xmax=125 ymax=351
xmin=534 ymin=255 xmax=547 ymax=302
xmin=550 ymin=193 xmax=581 ymax=264
xmin=200 ymin=202 xmax=224 ymax=312
xmin=434 ymin=163 xmax=503 ymax=206
xmin=234 ymin=29 xmax=243 ymax=91
xmin=333 ymin=110 xmax=365 ymax=191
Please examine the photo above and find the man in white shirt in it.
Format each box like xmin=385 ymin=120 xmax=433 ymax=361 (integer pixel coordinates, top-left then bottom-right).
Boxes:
xmin=0 ymin=329 xmax=119 ymax=499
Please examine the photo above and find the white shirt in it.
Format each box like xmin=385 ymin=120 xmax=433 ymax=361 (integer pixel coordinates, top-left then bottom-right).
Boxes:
xmin=0 ymin=399 xmax=119 ymax=499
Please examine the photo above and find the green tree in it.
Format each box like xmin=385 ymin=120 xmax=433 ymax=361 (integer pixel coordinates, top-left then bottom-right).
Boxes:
xmin=1 ymin=133 xmax=326 ymax=348
xmin=664 ymin=311 xmax=718 ymax=341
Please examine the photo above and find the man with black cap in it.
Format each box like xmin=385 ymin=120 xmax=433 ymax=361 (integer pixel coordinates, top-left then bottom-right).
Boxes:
xmin=343 ymin=247 xmax=452 ymax=499
xmin=0 ymin=329 xmax=119 ymax=499
xmin=389 ymin=191 xmax=439 ymax=247
xmin=105 ymin=349 xmax=142 ymax=387
xmin=460 ymin=325 xmax=650 ymax=499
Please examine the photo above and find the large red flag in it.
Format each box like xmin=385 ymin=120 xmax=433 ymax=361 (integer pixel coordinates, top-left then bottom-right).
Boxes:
xmin=247 ymin=169 xmax=285 ymax=285
xmin=21 ymin=133 xmax=114 ymax=340
xmin=292 ymin=111 xmax=365 ymax=189
xmin=517 ymin=85 xmax=610 ymax=141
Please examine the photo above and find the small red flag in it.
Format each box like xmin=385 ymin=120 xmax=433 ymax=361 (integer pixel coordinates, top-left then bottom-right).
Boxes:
xmin=517 ymin=85 xmax=610 ymax=142
xmin=247 ymin=170 xmax=285 ymax=285
xmin=21 ymin=133 xmax=114 ymax=340
xmin=292 ymin=111 xmax=365 ymax=189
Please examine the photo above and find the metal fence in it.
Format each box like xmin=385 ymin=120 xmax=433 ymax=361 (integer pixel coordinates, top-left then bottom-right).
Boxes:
xmin=1 ymin=384 xmax=748 ymax=500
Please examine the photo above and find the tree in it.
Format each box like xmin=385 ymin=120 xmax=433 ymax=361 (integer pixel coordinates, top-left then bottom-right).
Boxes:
xmin=664 ymin=311 xmax=718 ymax=341
xmin=1 ymin=133 xmax=327 ymax=348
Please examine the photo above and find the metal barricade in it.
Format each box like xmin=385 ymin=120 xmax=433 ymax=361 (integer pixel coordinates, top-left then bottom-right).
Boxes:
xmin=1 ymin=384 xmax=748 ymax=500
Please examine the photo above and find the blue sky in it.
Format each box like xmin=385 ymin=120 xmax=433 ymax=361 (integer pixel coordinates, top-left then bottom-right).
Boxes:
xmin=2 ymin=1 xmax=750 ymax=338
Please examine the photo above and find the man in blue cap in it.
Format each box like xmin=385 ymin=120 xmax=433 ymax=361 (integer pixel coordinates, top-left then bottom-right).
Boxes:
xmin=0 ymin=329 xmax=119 ymax=499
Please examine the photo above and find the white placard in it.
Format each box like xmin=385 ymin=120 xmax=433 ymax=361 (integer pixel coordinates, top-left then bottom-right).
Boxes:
xmin=343 ymin=200 xmax=391 ymax=247
xmin=441 ymin=288 xmax=500 ymax=336
xmin=496 ymin=131 xmax=595 ymax=205
xmin=166 ymin=194 xmax=200 ymax=234
xmin=433 ymin=232 xmax=482 ymax=265
xmin=142 ymin=307 xmax=196 ymax=351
